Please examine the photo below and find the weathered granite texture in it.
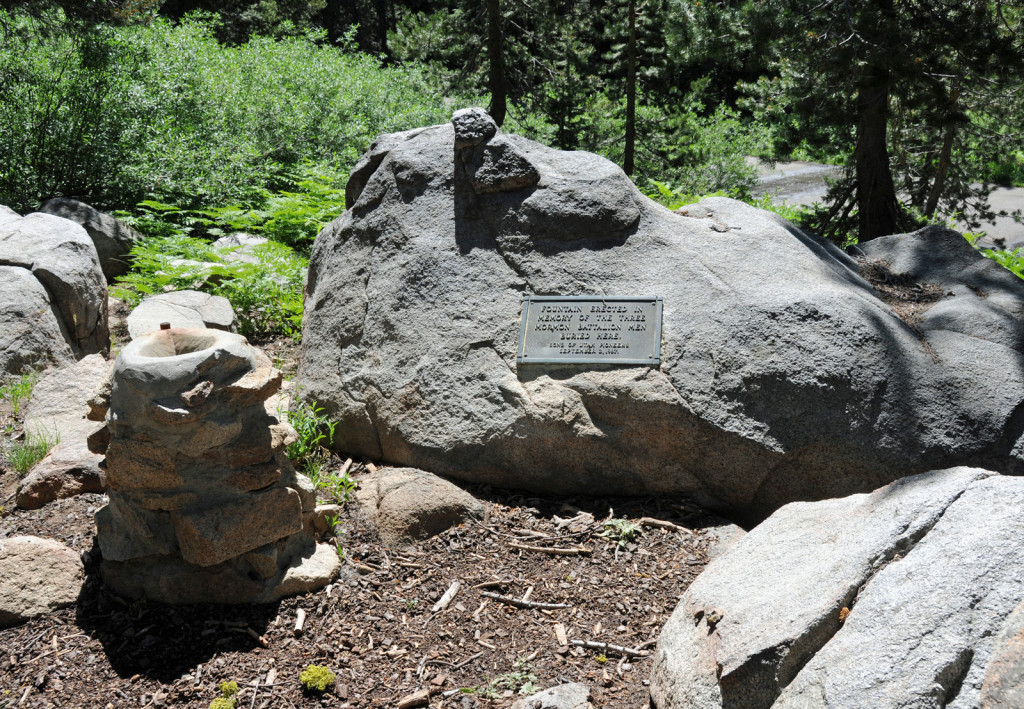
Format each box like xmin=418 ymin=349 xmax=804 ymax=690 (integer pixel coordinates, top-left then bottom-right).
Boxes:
xmin=299 ymin=108 xmax=1024 ymax=521
xmin=649 ymin=468 xmax=1024 ymax=709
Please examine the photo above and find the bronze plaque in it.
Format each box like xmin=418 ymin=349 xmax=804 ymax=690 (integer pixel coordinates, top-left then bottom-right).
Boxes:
xmin=516 ymin=295 xmax=663 ymax=366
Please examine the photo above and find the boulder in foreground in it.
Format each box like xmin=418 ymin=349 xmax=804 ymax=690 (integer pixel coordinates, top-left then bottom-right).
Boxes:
xmin=649 ymin=467 xmax=1024 ymax=709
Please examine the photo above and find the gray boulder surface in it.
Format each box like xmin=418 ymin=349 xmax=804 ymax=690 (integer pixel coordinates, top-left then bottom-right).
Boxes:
xmin=858 ymin=226 xmax=1024 ymax=352
xmin=16 ymin=353 xmax=111 ymax=508
xmin=0 ymin=210 xmax=108 ymax=359
xmin=0 ymin=205 xmax=19 ymax=228
xmin=0 ymin=536 xmax=84 ymax=628
xmin=354 ymin=466 xmax=487 ymax=547
xmin=38 ymin=198 xmax=141 ymax=281
xmin=510 ymin=683 xmax=592 ymax=709
xmin=0 ymin=264 xmax=75 ymax=375
xmin=300 ymin=109 xmax=1024 ymax=521
xmin=982 ymin=600 xmax=1024 ymax=708
xmin=649 ymin=467 xmax=1024 ymax=709
xmin=126 ymin=289 xmax=237 ymax=340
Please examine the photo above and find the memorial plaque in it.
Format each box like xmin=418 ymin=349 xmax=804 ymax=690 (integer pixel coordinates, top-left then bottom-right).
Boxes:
xmin=516 ymin=295 xmax=663 ymax=366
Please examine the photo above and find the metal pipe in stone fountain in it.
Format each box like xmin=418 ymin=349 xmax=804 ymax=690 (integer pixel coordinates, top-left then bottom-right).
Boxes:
xmin=94 ymin=327 xmax=339 ymax=603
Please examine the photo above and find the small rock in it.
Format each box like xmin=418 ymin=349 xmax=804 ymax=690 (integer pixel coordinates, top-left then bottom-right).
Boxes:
xmin=15 ymin=440 xmax=105 ymax=510
xmin=511 ymin=682 xmax=592 ymax=709
xmin=354 ymin=467 xmax=486 ymax=548
xmin=452 ymin=107 xmax=498 ymax=149
xmin=0 ymin=536 xmax=84 ymax=628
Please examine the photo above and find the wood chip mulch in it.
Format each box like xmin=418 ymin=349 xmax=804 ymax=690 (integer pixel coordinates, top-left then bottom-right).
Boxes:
xmin=1 ymin=472 xmax=717 ymax=709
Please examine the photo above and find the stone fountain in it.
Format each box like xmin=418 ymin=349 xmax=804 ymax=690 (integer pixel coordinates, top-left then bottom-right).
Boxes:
xmin=95 ymin=327 xmax=338 ymax=603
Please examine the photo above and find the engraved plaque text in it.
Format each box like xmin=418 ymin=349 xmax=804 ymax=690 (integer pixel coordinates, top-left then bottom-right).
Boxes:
xmin=516 ymin=295 xmax=663 ymax=366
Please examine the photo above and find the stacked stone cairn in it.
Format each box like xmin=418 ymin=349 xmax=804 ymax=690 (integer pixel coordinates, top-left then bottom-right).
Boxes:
xmin=95 ymin=327 xmax=339 ymax=603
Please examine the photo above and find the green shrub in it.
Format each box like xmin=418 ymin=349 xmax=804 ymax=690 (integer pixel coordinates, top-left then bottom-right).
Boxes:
xmin=299 ymin=664 xmax=336 ymax=692
xmin=980 ymin=247 xmax=1024 ymax=280
xmin=0 ymin=10 xmax=458 ymax=213
xmin=110 ymin=232 xmax=306 ymax=340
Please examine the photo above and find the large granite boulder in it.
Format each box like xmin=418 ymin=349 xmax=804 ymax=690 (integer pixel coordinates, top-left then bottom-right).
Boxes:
xmin=97 ymin=327 xmax=338 ymax=603
xmin=0 ymin=209 xmax=108 ymax=372
xmin=649 ymin=467 xmax=1024 ymax=709
xmin=38 ymin=198 xmax=141 ymax=281
xmin=299 ymin=108 xmax=1024 ymax=521
xmin=0 ymin=264 xmax=75 ymax=375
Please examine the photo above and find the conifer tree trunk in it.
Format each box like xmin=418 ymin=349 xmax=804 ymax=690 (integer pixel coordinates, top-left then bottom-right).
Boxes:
xmin=486 ymin=0 xmax=507 ymax=126
xmin=623 ymin=0 xmax=637 ymax=176
xmin=854 ymin=67 xmax=902 ymax=241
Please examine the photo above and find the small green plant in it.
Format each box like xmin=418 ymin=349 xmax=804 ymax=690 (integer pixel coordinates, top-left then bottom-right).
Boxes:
xmin=208 ymin=680 xmax=239 ymax=709
xmin=284 ymin=397 xmax=336 ymax=469
xmin=0 ymin=371 xmax=38 ymax=419
xmin=314 ymin=468 xmax=358 ymax=505
xmin=7 ymin=427 xmax=59 ymax=475
xmin=599 ymin=518 xmax=642 ymax=548
xmin=596 ymin=653 xmax=609 ymax=664
xmin=299 ymin=664 xmax=336 ymax=692
xmin=467 ymin=657 xmax=539 ymax=698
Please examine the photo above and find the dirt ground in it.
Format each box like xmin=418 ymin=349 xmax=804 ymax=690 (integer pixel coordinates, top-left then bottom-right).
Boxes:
xmin=0 ymin=454 xmax=722 ymax=708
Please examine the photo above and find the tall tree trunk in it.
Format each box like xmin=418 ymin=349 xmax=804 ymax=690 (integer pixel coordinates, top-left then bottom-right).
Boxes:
xmin=486 ymin=0 xmax=507 ymax=127
xmin=623 ymin=0 xmax=637 ymax=176
xmin=854 ymin=67 xmax=901 ymax=241
xmin=374 ymin=0 xmax=389 ymax=58
xmin=924 ymin=87 xmax=960 ymax=218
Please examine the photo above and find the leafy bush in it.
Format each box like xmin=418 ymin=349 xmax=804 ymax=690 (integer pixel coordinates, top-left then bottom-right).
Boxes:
xmin=0 ymin=10 xmax=458 ymax=213
xmin=979 ymin=247 xmax=1024 ymax=280
xmin=110 ymin=232 xmax=306 ymax=340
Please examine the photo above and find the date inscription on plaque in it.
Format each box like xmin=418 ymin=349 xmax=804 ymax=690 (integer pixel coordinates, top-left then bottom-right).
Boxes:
xmin=516 ymin=295 xmax=663 ymax=366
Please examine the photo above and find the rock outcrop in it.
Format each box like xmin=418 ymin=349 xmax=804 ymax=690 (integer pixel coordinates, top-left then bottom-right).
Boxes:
xmin=38 ymin=198 xmax=140 ymax=281
xmin=0 ymin=536 xmax=83 ymax=628
xmin=299 ymin=109 xmax=1024 ymax=521
xmin=0 ymin=209 xmax=108 ymax=374
xmin=96 ymin=327 xmax=338 ymax=603
xmin=649 ymin=467 xmax=1024 ymax=709
xmin=126 ymin=290 xmax=237 ymax=340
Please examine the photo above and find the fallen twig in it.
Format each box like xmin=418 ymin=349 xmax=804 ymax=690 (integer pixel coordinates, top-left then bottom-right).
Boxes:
xmin=510 ymin=542 xmax=590 ymax=556
xmin=638 ymin=517 xmax=693 ymax=535
xmin=569 ymin=639 xmax=650 ymax=658
xmin=481 ymin=591 xmax=572 ymax=610
xmin=396 ymin=688 xmax=430 ymax=708
xmin=431 ymin=581 xmax=462 ymax=614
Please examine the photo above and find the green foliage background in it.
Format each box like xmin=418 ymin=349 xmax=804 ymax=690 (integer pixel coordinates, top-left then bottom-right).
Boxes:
xmin=0 ymin=11 xmax=460 ymax=213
